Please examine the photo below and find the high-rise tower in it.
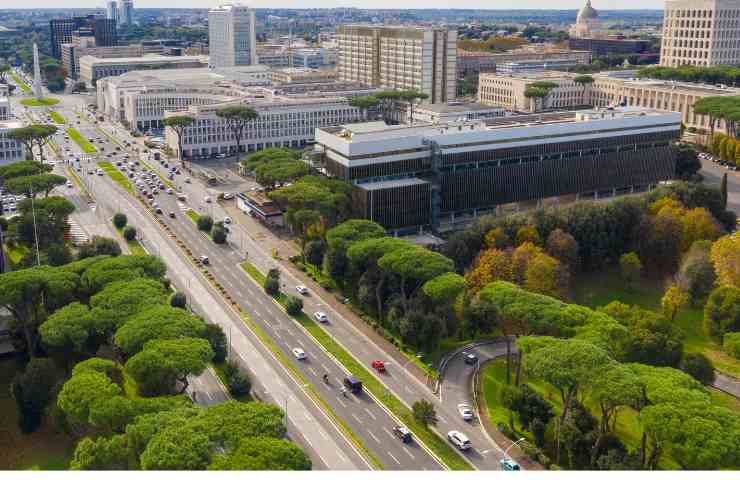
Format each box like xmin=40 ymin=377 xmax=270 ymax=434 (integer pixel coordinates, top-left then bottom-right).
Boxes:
xmin=208 ymin=4 xmax=257 ymax=68
xmin=32 ymin=43 xmax=43 ymax=100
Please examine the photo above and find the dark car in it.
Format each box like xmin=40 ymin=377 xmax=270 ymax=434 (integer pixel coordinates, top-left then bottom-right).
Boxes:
xmin=342 ymin=375 xmax=362 ymax=394
xmin=462 ymin=351 xmax=478 ymax=365
xmin=393 ymin=425 xmax=412 ymax=443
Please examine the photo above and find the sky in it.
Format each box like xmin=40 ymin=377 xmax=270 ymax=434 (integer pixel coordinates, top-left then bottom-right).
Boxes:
xmin=5 ymin=1 xmax=668 ymax=11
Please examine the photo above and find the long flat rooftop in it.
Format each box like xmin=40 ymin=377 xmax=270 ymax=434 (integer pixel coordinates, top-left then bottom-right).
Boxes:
xmin=80 ymin=54 xmax=209 ymax=65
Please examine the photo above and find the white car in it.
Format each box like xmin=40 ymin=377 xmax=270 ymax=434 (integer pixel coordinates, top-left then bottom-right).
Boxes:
xmin=166 ymin=188 xmax=173 ymax=195
xmin=204 ymin=196 xmax=212 ymax=203
xmin=292 ymin=347 xmax=306 ymax=360
xmin=96 ymin=168 xmax=104 ymax=175
xmin=223 ymin=192 xmax=235 ymax=200
xmin=313 ymin=311 xmax=328 ymax=323
xmin=457 ymin=403 xmax=474 ymax=421
xmin=448 ymin=430 xmax=471 ymax=451
xmin=66 ymin=181 xmax=73 ymax=188
xmin=223 ymin=216 xmax=232 ymax=224
xmin=296 ymin=285 xmax=309 ymax=295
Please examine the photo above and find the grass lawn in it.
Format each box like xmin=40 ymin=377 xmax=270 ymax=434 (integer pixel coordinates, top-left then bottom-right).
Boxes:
xmin=10 ymin=72 xmax=31 ymax=94
xmin=98 ymin=162 xmax=133 ymax=194
xmin=240 ymin=261 xmax=472 ymax=471
xmin=0 ymin=358 xmax=75 ymax=470
xmin=66 ymin=128 xmax=96 ymax=154
xmin=48 ymin=111 xmax=66 ymax=125
xmin=21 ymin=98 xmax=60 ymax=107
xmin=572 ymin=267 xmax=740 ymax=378
xmin=186 ymin=209 xmax=199 ymax=224
xmin=114 ymin=224 xmax=146 ymax=256
xmin=480 ymin=358 xmax=680 ymax=470
xmin=212 ymin=362 xmax=250 ymax=402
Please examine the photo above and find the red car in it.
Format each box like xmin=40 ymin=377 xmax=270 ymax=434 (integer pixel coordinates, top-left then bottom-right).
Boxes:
xmin=371 ymin=360 xmax=386 ymax=373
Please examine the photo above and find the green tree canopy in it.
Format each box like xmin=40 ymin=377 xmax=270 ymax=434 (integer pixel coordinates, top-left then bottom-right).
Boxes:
xmin=209 ymin=437 xmax=311 ymax=470
xmin=89 ymin=278 xmax=170 ymax=334
xmin=39 ymin=301 xmax=95 ymax=356
xmin=57 ymin=371 xmax=122 ymax=426
xmin=4 ymin=173 xmax=67 ymax=198
xmin=81 ymin=255 xmax=166 ymax=296
xmin=114 ymin=305 xmax=206 ymax=356
xmin=126 ymin=338 xmax=213 ymax=395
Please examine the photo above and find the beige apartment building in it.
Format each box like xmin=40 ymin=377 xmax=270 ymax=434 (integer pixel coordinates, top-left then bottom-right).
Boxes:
xmin=336 ymin=25 xmax=456 ymax=104
xmin=660 ymin=0 xmax=740 ymax=67
xmin=457 ymin=46 xmax=591 ymax=79
xmin=478 ymin=69 xmax=740 ymax=133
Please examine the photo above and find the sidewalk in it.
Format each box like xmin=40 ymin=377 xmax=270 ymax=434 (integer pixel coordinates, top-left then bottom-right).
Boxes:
xmin=222 ymin=203 xmax=436 ymax=391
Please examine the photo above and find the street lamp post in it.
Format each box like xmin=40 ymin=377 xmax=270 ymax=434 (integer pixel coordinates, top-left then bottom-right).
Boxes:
xmin=502 ymin=437 xmax=526 ymax=470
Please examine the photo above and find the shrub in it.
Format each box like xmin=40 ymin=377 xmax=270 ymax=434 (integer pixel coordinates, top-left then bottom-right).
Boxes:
xmin=286 ymin=296 xmax=304 ymax=315
xmin=680 ymin=352 xmax=716 ymax=385
xmin=123 ymin=226 xmax=137 ymax=241
xmin=228 ymin=370 xmax=251 ymax=397
xmin=704 ymin=285 xmax=740 ymax=338
xmin=305 ymin=240 xmax=326 ymax=267
xmin=197 ymin=215 xmax=213 ymax=232
xmin=723 ymin=332 xmax=740 ymax=359
xmin=212 ymin=226 xmax=227 ymax=244
xmin=113 ymin=213 xmax=127 ymax=229
xmin=264 ymin=277 xmax=280 ymax=296
xmin=170 ymin=292 xmax=187 ymax=309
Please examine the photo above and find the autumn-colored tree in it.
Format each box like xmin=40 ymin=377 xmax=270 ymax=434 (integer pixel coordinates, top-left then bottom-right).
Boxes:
xmin=511 ymin=242 xmax=543 ymax=285
xmin=545 ymin=228 xmax=580 ymax=272
xmin=710 ymin=233 xmax=740 ymax=288
xmin=524 ymin=252 xmax=569 ymax=299
xmin=465 ymin=248 xmax=512 ymax=295
xmin=661 ymin=283 xmax=689 ymax=322
xmin=515 ymin=225 xmax=541 ymax=246
xmin=681 ymin=207 xmax=722 ymax=252
xmin=484 ymin=227 xmax=510 ymax=249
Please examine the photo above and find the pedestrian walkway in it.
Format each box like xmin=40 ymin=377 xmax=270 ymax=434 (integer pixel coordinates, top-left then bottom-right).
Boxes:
xmin=66 ymin=219 xmax=88 ymax=245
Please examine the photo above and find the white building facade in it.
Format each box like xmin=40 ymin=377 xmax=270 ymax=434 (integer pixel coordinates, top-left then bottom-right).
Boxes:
xmin=661 ymin=0 xmax=740 ymax=66
xmin=166 ymin=96 xmax=363 ymax=158
xmin=208 ymin=4 xmax=257 ymax=68
xmin=337 ymin=25 xmax=457 ymax=104
xmin=0 ymin=121 xmax=27 ymax=166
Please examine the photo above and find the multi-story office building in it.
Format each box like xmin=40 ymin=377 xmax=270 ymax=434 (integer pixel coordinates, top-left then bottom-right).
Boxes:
xmin=61 ymin=44 xmax=144 ymax=79
xmin=96 ymin=65 xmax=271 ymax=131
xmin=0 ymin=121 xmax=27 ymax=166
xmin=457 ymin=47 xmax=591 ymax=80
xmin=271 ymin=67 xmax=337 ymax=85
xmin=106 ymin=1 xmax=118 ymax=24
xmin=315 ymin=107 xmax=681 ymax=232
xmin=478 ymin=71 xmax=592 ymax=112
xmin=118 ymin=0 xmax=134 ymax=27
xmin=336 ymin=25 xmax=457 ymax=104
xmin=49 ymin=15 xmax=117 ymax=59
xmin=409 ymin=103 xmax=506 ymax=124
xmin=660 ymin=0 xmax=740 ymax=67
xmin=0 ymin=96 xmax=11 ymax=121
xmin=208 ymin=4 xmax=257 ymax=68
xmin=165 ymin=96 xmax=362 ymax=158
xmin=568 ymin=37 xmax=652 ymax=57
xmin=478 ymin=69 xmax=740 ymax=133
xmin=496 ymin=59 xmax=584 ymax=74
xmin=78 ymin=54 xmax=208 ymax=86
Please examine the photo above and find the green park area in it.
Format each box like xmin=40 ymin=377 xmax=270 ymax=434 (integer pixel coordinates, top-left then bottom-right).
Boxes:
xmin=98 ymin=161 xmax=132 ymax=193
xmin=48 ymin=111 xmax=66 ymax=125
xmin=66 ymin=128 xmax=96 ymax=154
xmin=9 ymin=72 xmax=31 ymax=94
xmin=21 ymin=98 xmax=60 ymax=107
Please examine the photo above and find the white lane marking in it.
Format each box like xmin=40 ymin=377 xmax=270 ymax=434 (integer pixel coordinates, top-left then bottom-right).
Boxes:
xmin=351 ymin=413 xmax=363 ymax=425
xmin=301 ymin=432 xmax=313 ymax=448
xmin=438 ymin=415 xmax=448 ymax=423
xmin=385 ymin=428 xmax=396 ymax=441
xmin=403 ymin=447 xmax=415 ymax=459
xmin=387 ymin=452 xmax=401 ymax=465
xmin=318 ymin=428 xmax=330 ymax=441
xmin=336 ymin=396 xmax=347 ymax=408
xmin=307 ymin=366 xmax=318 ymax=377
xmin=365 ymin=408 xmax=377 ymax=421
xmin=321 ymin=363 xmax=331 ymax=373
xmin=368 ymin=430 xmax=380 ymax=443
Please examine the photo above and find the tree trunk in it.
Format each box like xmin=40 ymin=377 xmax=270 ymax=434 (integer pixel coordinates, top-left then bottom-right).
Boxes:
xmin=375 ymin=274 xmax=385 ymax=324
xmin=514 ymin=349 xmax=523 ymax=387
xmin=23 ymin=324 xmax=36 ymax=358
xmin=505 ymin=335 xmax=511 ymax=385
xmin=178 ymin=375 xmax=189 ymax=394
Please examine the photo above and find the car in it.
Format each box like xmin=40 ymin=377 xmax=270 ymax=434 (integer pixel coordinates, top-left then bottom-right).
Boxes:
xmin=500 ymin=458 xmax=521 ymax=471
xmin=371 ymin=360 xmax=386 ymax=373
xmin=169 ymin=211 xmax=176 ymax=218
xmin=313 ymin=311 xmax=328 ymax=323
xmin=199 ymin=255 xmax=210 ymax=265
xmin=223 ymin=192 xmax=235 ymax=200
xmin=447 ymin=431 xmax=471 ymax=451
xmin=223 ymin=216 xmax=232 ymax=224
xmin=66 ymin=181 xmax=73 ymax=188
xmin=155 ymin=207 xmax=163 ymax=214
xmin=292 ymin=348 xmax=306 ymax=360
xmin=296 ymin=285 xmax=309 ymax=295
xmin=392 ymin=425 xmax=412 ymax=443
xmin=185 ymin=177 xmax=191 ymax=183
xmin=462 ymin=351 xmax=478 ymax=365
xmin=166 ymin=188 xmax=173 ymax=194
xmin=457 ymin=403 xmax=474 ymax=421
xmin=96 ymin=168 xmax=104 ymax=176
xmin=343 ymin=375 xmax=362 ymax=393
xmin=216 ymin=153 xmax=227 ymax=159
xmin=204 ymin=196 xmax=212 ymax=203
